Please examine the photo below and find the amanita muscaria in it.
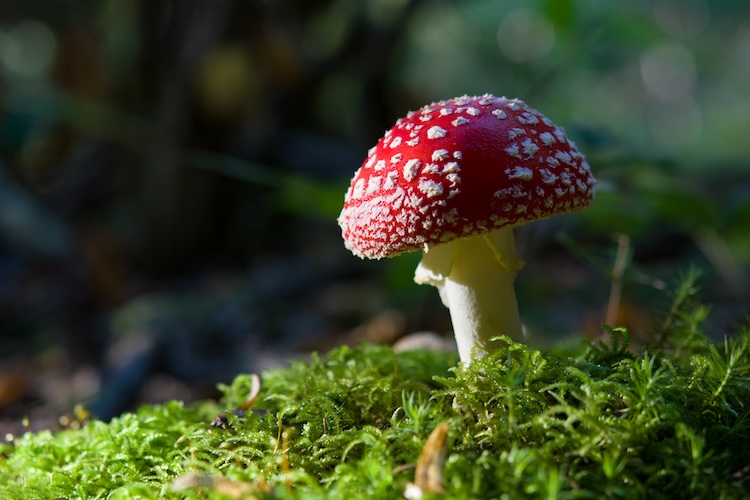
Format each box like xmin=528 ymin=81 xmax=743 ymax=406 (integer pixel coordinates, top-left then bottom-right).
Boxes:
xmin=338 ymin=94 xmax=596 ymax=362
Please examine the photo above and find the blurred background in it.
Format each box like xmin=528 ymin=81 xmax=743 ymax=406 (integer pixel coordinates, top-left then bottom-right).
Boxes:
xmin=0 ymin=0 xmax=748 ymax=430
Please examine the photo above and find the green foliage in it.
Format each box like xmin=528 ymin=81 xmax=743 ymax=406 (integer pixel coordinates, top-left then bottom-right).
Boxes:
xmin=1 ymin=287 xmax=749 ymax=499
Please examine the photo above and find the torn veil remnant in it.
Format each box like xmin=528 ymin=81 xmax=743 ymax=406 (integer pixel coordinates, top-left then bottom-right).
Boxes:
xmin=338 ymin=94 xmax=596 ymax=362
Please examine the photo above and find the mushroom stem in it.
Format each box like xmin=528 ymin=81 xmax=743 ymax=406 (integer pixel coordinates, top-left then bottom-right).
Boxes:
xmin=414 ymin=227 xmax=524 ymax=362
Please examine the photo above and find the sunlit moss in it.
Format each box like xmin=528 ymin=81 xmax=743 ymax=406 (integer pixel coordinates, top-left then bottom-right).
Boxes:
xmin=1 ymin=277 xmax=748 ymax=499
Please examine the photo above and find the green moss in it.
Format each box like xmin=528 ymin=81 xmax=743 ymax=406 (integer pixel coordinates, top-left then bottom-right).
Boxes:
xmin=1 ymin=280 xmax=749 ymax=499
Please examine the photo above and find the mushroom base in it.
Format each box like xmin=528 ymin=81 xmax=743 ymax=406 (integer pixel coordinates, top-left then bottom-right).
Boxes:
xmin=414 ymin=228 xmax=524 ymax=362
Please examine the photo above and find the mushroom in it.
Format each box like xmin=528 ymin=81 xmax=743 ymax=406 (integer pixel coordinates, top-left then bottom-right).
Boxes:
xmin=338 ymin=94 xmax=595 ymax=362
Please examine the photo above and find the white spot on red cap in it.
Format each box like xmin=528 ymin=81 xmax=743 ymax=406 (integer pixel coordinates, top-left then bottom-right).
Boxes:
xmin=443 ymin=162 xmax=460 ymax=174
xmin=553 ymin=127 xmax=567 ymax=143
xmin=452 ymin=116 xmax=470 ymax=127
xmin=555 ymin=150 xmax=573 ymax=165
xmin=539 ymin=131 xmax=556 ymax=145
xmin=521 ymin=138 xmax=540 ymax=158
xmin=495 ymin=185 xmax=527 ymax=199
xmin=367 ymin=176 xmax=382 ymax=194
xmin=517 ymin=112 xmax=539 ymax=125
xmin=403 ymin=159 xmax=421 ymax=180
xmin=419 ymin=179 xmax=444 ymax=198
xmin=539 ymin=169 xmax=558 ymax=184
xmin=390 ymin=153 xmax=402 ymax=164
xmin=352 ymin=178 xmax=365 ymax=198
xmin=389 ymin=137 xmax=402 ymax=149
xmin=505 ymin=144 xmax=521 ymax=159
xmin=427 ymin=126 xmax=447 ymax=139
xmin=506 ymin=166 xmax=533 ymax=180
xmin=509 ymin=128 xmax=526 ymax=140
xmin=492 ymin=109 xmax=508 ymax=119
xmin=422 ymin=163 xmax=440 ymax=174
xmin=384 ymin=170 xmax=398 ymax=189
xmin=432 ymin=149 xmax=450 ymax=161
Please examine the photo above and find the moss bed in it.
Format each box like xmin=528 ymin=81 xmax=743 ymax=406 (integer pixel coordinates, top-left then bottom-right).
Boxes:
xmin=1 ymin=282 xmax=749 ymax=499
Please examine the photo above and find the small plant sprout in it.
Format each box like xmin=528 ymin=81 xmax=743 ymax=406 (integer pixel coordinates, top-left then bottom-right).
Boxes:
xmin=338 ymin=94 xmax=596 ymax=362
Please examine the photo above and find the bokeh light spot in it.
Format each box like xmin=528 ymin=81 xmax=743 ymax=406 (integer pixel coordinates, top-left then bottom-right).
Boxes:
xmin=640 ymin=41 xmax=696 ymax=102
xmin=0 ymin=20 xmax=57 ymax=79
xmin=497 ymin=9 xmax=555 ymax=63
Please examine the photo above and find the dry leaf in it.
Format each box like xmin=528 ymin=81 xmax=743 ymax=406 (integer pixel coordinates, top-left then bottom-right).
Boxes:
xmin=406 ymin=421 xmax=450 ymax=498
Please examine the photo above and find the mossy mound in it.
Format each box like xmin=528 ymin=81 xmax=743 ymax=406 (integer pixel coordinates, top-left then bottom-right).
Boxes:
xmin=1 ymin=301 xmax=749 ymax=498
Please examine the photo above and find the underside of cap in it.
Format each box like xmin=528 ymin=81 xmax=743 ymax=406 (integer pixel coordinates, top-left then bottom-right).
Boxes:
xmin=338 ymin=94 xmax=596 ymax=259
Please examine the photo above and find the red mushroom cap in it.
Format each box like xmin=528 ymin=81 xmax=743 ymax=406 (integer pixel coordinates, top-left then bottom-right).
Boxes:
xmin=338 ymin=94 xmax=596 ymax=259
